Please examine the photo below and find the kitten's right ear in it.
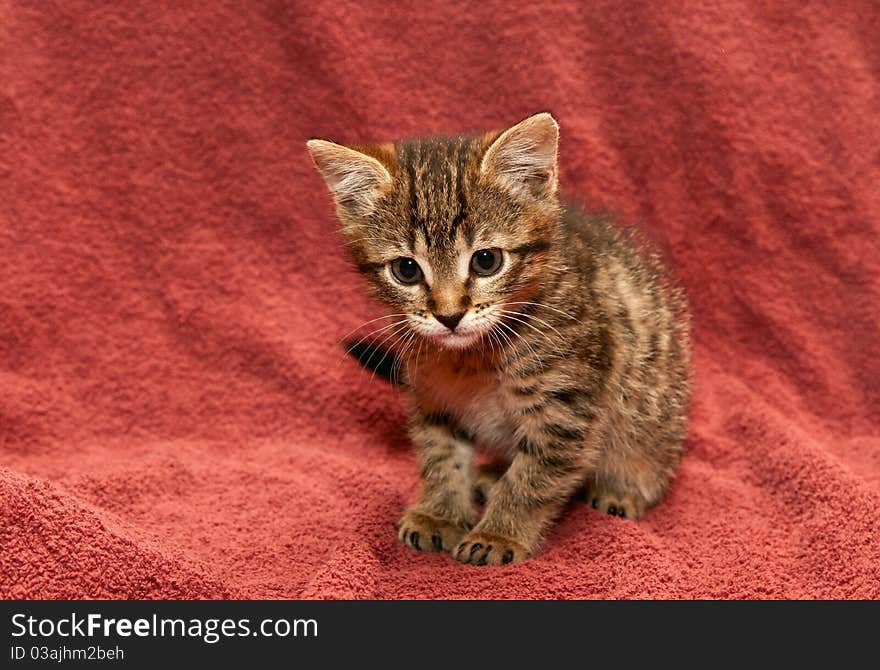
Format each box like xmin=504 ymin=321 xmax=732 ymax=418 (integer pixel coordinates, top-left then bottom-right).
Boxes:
xmin=306 ymin=140 xmax=392 ymax=215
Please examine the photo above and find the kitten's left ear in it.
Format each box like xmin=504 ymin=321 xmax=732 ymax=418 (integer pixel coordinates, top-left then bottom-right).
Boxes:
xmin=306 ymin=139 xmax=393 ymax=215
xmin=481 ymin=112 xmax=559 ymax=199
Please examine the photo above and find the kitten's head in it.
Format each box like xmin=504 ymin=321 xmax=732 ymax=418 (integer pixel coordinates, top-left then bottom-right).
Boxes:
xmin=307 ymin=113 xmax=561 ymax=350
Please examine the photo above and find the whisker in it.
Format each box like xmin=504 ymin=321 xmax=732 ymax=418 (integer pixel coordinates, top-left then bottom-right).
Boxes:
xmin=493 ymin=320 xmax=517 ymax=353
xmin=362 ymin=321 xmax=412 ymax=384
xmin=402 ymin=331 xmax=425 ymax=386
xmin=497 ymin=309 xmax=564 ymax=341
xmin=500 ymin=301 xmax=578 ymax=320
xmin=388 ymin=331 xmax=408 ymax=382
xmin=496 ymin=319 xmax=545 ymax=374
xmin=390 ymin=330 xmax=412 ymax=382
xmin=340 ymin=237 xmax=396 ymax=247
xmin=337 ymin=313 xmax=409 ymax=346
xmin=489 ymin=328 xmax=502 ymax=358
xmin=391 ymin=330 xmax=412 ymax=373
xmin=487 ymin=328 xmax=504 ymax=364
xmin=355 ymin=320 xmax=409 ymax=367
xmin=342 ymin=318 xmax=409 ymax=357
xmin=337 ymin=320 xmax=410 ymax=371
xmin=494 ymin=322 xmax=531 ymax=372
xmin=398 ymin=335 xmax=412 ymax=384
xmin=480 ymin=329 xmax=494 ymax=360
xmin=497 ymin=310 xmax=557 ymax=344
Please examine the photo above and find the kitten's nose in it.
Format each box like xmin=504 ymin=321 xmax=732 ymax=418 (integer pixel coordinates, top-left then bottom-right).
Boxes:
xmin=434 ymin=312 xmax=465 ymax=331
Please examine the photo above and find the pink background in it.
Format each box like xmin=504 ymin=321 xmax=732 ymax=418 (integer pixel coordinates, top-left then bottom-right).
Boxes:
xmin=1 ymin=1 xmax=878 ymax=598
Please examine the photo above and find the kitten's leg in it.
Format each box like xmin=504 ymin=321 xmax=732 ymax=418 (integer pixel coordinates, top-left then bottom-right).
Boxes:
xmin=454 ymin=422 xmax=591 ymax=565
xmin=473 ymin=460 xmax=507 ymax=505
xmin=584 ymin=443 xmax=680 ymax=520
xmin=397 ymin=412 xmax=477 ymax=553
xmin=583 ymin=478 xmax=649 ymax=520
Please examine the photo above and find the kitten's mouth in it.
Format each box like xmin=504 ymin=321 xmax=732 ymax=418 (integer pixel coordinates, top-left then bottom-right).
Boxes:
xmin=409 ymin=314 xmax=496 ymax=350
xmin=429 ymin=330 xmax=482 ymax=350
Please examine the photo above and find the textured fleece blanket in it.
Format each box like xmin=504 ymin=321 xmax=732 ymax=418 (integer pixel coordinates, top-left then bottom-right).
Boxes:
xmin=1 ymin=1 xmax=878 ymax=599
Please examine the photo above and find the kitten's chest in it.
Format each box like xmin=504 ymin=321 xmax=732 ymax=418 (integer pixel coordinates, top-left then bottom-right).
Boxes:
xmin=411 ymin=357 xmax=516 ymax=451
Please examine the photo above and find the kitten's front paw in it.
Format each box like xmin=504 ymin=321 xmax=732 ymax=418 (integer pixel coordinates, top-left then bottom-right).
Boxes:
xmin=453 ymin=530 xmax=529 ymax=566
xmin=397 ymin=509 xmax=472 ymax=553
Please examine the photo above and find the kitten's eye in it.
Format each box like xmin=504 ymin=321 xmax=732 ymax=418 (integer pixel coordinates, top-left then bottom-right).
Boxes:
xmin=390 ymin=257 xmax=423 ymax=285
xmin=470 ymin=248 xmax=503 ymax=276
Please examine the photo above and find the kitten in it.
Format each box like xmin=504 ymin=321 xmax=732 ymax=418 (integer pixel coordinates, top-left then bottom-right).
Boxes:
xmin=307 ymin=113 xmax=690 ymax=565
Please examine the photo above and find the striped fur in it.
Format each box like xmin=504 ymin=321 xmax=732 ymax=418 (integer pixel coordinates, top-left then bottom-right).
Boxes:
xmin=308 ymin=113 xmax=691 ymax=565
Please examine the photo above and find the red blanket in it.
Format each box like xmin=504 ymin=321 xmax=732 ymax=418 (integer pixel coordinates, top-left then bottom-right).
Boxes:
xmin=1 ymin=1 xmax=878 ymax=599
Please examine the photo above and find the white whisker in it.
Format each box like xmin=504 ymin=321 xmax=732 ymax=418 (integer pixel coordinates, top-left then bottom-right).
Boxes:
xmin=363 ymin=321 xmax=412 ymax=383
xmin=500 ymin=301 xmax=578 ymax=321
xmin=341 ymin=236 xmax=396 ymax=247
xmin=496 ymin=319 xmax=544 ymax=374
xmin=390 ymin=330 xmax=413 ymax=382
xmin=402 ymin=332 xmax=425 ymax=386
xmin=337 ymin=318 xmax=410 ymax=369
xmin=337 ymin=312 xmax=409 ymax=346
xmin=497 ymin=309 xmax=564 ymax=341
xmin=497 ymin=310 xmax=558 ymax=344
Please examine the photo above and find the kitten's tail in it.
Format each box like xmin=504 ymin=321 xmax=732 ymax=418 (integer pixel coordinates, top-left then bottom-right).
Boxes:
xmin=344 ymin=339 xmax=403 ymax=385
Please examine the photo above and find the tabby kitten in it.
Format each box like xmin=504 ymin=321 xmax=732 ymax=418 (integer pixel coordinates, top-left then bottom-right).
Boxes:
xmin=307 ymin=113 xmax=690 ymax=565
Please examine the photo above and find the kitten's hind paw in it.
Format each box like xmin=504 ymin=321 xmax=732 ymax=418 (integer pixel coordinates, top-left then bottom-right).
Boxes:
xmin=584 ymin=485 xmax=646 ymax=520
xmin=453 ymin=530 xmax=529 ymax=566
xmin=397 ymin=509 xmax=472 ymax=553
xmin=472 ymin=461 xmax=505 ymax=505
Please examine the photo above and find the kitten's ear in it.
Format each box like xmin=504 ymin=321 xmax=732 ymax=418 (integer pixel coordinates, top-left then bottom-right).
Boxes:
xmin=480 ymin=112 xmax=559 ymax=199
xmin=306 ymin=139 xmax=393 ymax=215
